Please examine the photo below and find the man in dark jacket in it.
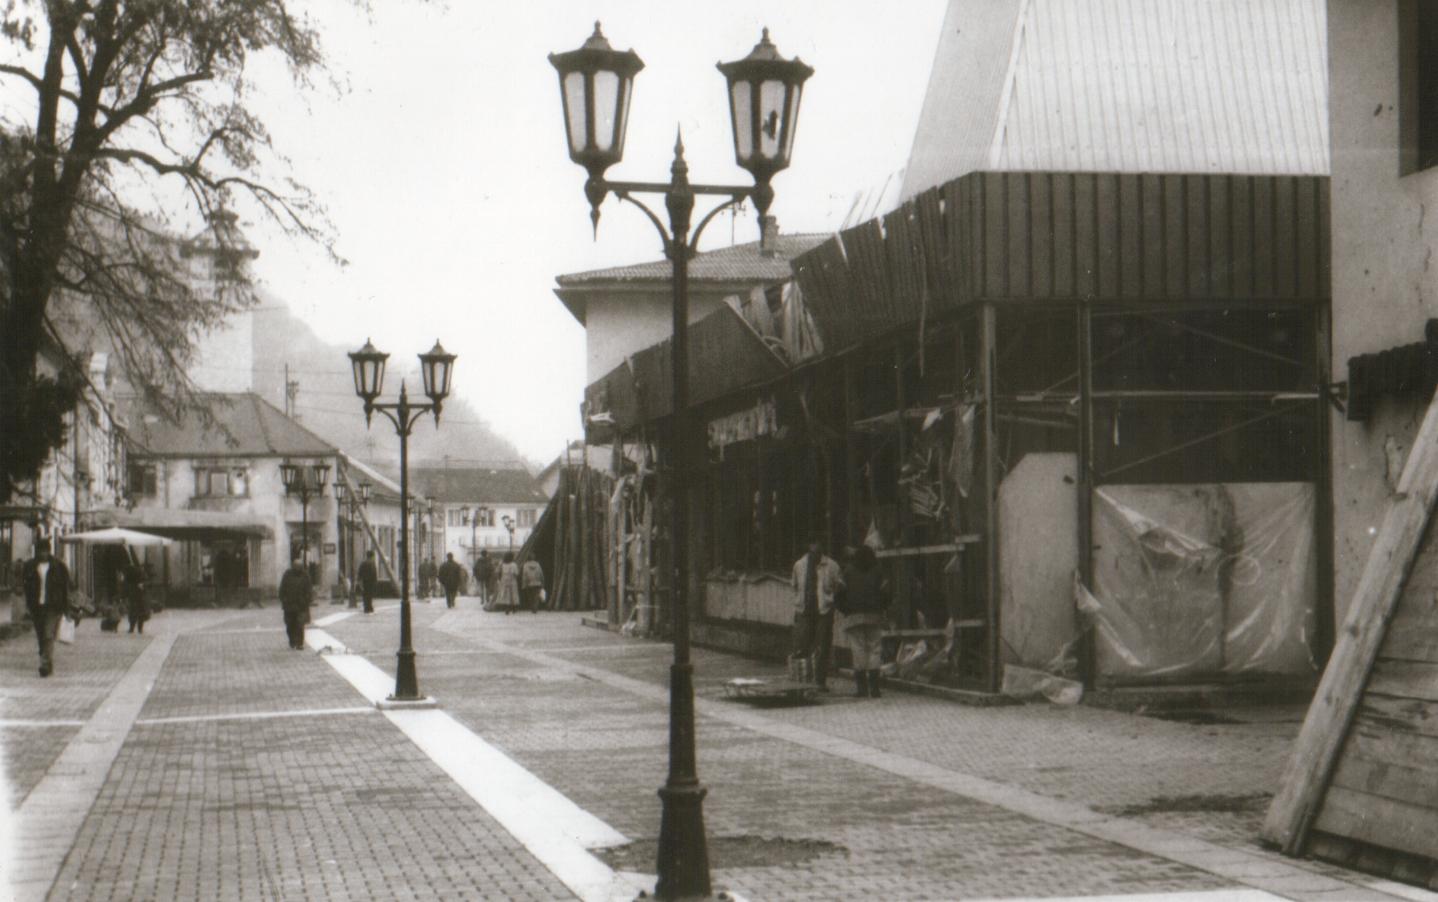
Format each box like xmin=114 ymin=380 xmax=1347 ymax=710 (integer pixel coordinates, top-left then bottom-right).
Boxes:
xmin=357 ymin=551 xmax=378 ymax=614
xmin=23 ymin=538 xmax=71 ymax=677
xmin=279 ymin=553 xmax=312 ymax=650
xmin=473 ymin=550 xmax=494 ymax=606
xmin=437 ymin=552 xmax=464 ymax=609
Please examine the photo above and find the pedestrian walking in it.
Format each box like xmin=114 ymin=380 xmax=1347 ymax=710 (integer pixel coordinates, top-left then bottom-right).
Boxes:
xmin=437 ymin=552 xmax=465 ymax=609
xmin=122 ymin=560 xmax=151 ymax=635
xmin=791 ymin=534 xmax=843 ymax=692
xmin=279 ymin=552 xmax=312 ymax=650
xmin=838 ymin=545 xmax=889 ymax=698
xmin=418 ymin=557 xmax=437 ymax=599
xmin=473 ymin=550 xmax=494 ymax=606
xmin=357 ymin=550 xmax=378 ymax=614
xmin=520 ymin=558 xmax=545 ymax=613
xmin=495 ymin=551 xmax=520 ymax=614
xmin=22 ymin=538 xmax=72 ymax=678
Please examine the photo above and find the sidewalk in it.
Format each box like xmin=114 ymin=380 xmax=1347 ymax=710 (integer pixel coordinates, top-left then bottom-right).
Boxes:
xmin=3 ymin=598 xmax=1434 ymax=901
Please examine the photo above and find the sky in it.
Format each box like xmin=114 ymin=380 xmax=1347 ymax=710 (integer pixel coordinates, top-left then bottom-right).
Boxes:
xmin=9 ymin=0 xmax=949 ymax=463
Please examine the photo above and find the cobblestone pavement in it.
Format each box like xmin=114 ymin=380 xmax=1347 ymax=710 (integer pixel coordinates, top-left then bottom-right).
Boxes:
xmin=4 ymin=598 xmax=1435 ymax=901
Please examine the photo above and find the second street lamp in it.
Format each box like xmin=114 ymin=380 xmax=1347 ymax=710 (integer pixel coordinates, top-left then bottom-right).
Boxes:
xmin=348 ymin=338 xmax=457 ymax=703
xmin=281 ymin=459 xmax=330 ymax=577
xmin=551 ymin=22 xmax=811 ymax=901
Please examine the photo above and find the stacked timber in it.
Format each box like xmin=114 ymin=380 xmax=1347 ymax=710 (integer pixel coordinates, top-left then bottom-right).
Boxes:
xmin=522 ymin=465 xmax=613 ymax=611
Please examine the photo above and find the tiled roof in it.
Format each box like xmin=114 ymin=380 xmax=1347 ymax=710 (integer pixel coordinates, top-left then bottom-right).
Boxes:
xmin=555 ymin=234 xmax=827 ymax=286
xmin=902 ymin=0 xmax=1329 ymax=200
xmin=408 ymin=466 xmax=546 ymax=504
xmin=122 ymin=393 xmax=336 ymax=458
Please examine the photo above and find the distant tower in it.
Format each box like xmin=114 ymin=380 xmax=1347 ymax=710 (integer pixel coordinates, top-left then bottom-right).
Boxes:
xmin=185 ymin=210 xmax=261 ymax=393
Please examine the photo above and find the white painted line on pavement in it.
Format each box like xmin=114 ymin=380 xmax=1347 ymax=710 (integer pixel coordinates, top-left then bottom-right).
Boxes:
xmin=306 ymin=627 xmax=645 ymax=902
xmin=312 ymin=610 xmax=358 ymax=628
xmin=0 ymin=719 xmax=87 ymax=728
xmin=134 ymin=706 xmax=375 ymax=726
xmin=964 ymin=892 xmax=1282 ymax=902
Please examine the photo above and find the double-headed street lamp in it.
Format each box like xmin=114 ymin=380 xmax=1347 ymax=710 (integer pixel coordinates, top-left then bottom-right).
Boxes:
xmin=280 ymin=460 xmax=330 ymax=571
xmin=550 ymin=23 xmax=811 ymax=900
xmin=333 ymin=478 xmax=371 ymax=608
xmin=348 ymin=339 xmax=457 ymax=703
xmin=501 ymin=513 xmax=515 ymax=552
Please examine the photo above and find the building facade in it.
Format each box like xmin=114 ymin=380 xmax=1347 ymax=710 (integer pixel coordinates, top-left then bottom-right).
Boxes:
xmin=409 ymin=466 xmax=547 ymax=566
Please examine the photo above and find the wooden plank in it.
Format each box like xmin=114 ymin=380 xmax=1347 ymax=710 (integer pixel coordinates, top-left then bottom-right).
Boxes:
xmin=1073 ymin=174 xmax=1096 ymax=298
xmin=944 ymin=177 xmax=971 ymax=304
xmin=1118 ymin=173 xmax=1143 ymax=299
xmin=1274 ymin=176 xmax=1298 ymax=298
xmin=1231 ymin=176 xmax=1255 ymax=298
xmin=874 ymin=539 xmax=981 ymax=559
xmin=1253 ymin=176 xmax=1276 ymax=298
xmin=1366 ymin=659 xmax=1438 ymax=701
xmin=1313 ymin=785 xmax=1438 ymax=862
xmin=1187 ymin=175 xmax=1210 ymax=299
xmin=1096 ymin=174 xmax=1121 ymax=298
xmin=1317 ymin=180 xmax=1332 ymax=299
xmin=1030 ymin=172 xmax=1053 ymax=299
xmin=1208 ymin=174 xmax=1233 ymax=298
xmin=1052 ymin=173 xmax=1075 ymax=298
xmin=1348 ymin=709 xmax=1438 ymax=769
xmin=1140 ymin=173 xmax=1166 ymax=299
xmin=981 ymin=303 xmax=1000 ymax=692
xmin=984 ymin=173 xmax=1008 ymax=298
xmin=1263 ymin=387 xmax=1438 ymax=854
xmin=1008 ymin=172 xmax=1031 ymax=299
xmin=1331 ymin=746 xmax=1438 ymax=811
xmin=1296 ymin=176 xmax=1320 ymax=299
xmin=1381 ymin=601 xmax=1438 ymax=662
xmin=917 ymin=189 xmax=950 ymax=310
xmin=1164 ymin=175 xmax=1188 ymax=299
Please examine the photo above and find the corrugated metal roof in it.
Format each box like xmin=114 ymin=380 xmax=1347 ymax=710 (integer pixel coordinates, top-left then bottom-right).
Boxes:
xmin=555 ymin=234 xmax=826 ymax=286
xmin=902 ymin=0 xmax=1329 ymax=200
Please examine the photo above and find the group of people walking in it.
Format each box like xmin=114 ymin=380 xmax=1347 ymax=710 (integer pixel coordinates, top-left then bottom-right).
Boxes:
xmin=792 ymin=535 xmax=891 ymax=699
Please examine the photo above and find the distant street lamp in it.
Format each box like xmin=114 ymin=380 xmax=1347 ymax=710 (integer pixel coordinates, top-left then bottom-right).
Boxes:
xmin=280 ymin=459 xmax=330 ymax=573
xmin=348 ymin=339 xmax=457 ymax=703
xmin=501 ymin=513 xmax=515 ymax=552
xmin=551 ymin=22 xmax=811 ymax=899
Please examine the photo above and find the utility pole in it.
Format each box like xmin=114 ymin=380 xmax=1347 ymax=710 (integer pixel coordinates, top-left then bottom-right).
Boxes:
xmin=284 ymin=363 xmax=300 ymax=420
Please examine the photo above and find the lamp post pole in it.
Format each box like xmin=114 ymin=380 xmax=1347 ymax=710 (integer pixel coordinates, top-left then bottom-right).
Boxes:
xmin=282 ymin=461 xmax=330 ymax=579
xmin=550 ymin=24 xmax=811 ymax=899
xmin=349 ymin=341 xmax=457 ymax=703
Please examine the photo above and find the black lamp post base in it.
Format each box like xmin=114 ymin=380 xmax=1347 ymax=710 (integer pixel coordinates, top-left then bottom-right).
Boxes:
xmin=653 ymin=781 xmax=712 ymax=900
xmin=375 ymin=695 xmax=437 ymax=710
xmin=393 ymin=649 xmax=421 ymax=700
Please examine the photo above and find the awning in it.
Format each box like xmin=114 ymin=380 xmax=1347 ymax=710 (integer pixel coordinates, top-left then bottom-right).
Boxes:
xmin=92 ymin=507 xmax=274 ymax=542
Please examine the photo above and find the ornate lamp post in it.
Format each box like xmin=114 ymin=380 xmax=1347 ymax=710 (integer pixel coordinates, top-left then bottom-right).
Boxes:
xmin=501 ymin=513 xmax=515 ymax=552
xmin=348 ymin=339 xmax=457 ymax=703
xmin=333 ymin=478 xmax=372 ymax=608
xmin=280 ymin=460 xmax=330 ymax=571
xmin=550 ymin=23 xmax=811 ymax=899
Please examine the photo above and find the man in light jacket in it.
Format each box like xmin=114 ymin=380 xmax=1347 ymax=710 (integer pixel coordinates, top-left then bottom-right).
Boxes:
xmin=791 ymin=534 xmax=843 ymax=691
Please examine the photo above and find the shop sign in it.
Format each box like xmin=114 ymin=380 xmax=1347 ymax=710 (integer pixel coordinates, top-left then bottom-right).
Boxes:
xmin=707 ymin=398 xmax=778 ymax=450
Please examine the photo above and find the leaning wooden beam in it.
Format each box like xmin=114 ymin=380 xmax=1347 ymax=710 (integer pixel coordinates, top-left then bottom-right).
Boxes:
xmin=1263 ymin=387 xmax=1438 ymax=854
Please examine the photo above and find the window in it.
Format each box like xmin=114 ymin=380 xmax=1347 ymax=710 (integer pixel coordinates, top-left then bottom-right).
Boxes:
xmin=516 ymin=508 xmax=537 ymax=528
xmin=192 ymin=465 xmax=248 ymax=498
xmin=127 ymin=463 xmax=158 ymax=497
xmin=479 ymin=508 xmax=496 ymax=527
xmin=1401 ymin=0 xmax=1438 ymax=173
xmin=447 ymin=508 xmax=464 ymax=528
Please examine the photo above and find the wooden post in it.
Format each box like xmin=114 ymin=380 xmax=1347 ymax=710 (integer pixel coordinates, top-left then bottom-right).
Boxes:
xmin=1313 ymin=304 xmax=1336 ymax=662
xmin=894 ymin=342 xmax=912 ymax=627
xmin=980 ymin=303 xmax=1001 ymax=693
xmin=1263 ymin=386 xmax=1438 ymax=853
xmin=1076 ymin=303 xmax=1097 ymax=688
xmin=843 ymin=355 xmax=860 ymax=546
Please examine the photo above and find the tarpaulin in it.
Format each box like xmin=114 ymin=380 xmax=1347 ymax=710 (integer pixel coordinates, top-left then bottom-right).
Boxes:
xmin=1089 ymin=483 xmax=1317 ymax=683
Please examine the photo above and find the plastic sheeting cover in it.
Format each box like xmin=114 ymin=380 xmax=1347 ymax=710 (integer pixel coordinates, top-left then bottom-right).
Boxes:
xmin=1089 ymin=483 xmax=1317 ymax=682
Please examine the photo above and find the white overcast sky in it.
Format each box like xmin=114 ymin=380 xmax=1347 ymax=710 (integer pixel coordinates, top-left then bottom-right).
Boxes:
xmin=15 ymin=1 xmax=949 ymax=461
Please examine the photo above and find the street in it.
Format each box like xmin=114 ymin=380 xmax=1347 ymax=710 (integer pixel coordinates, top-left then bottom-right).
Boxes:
xmin=3 ymin=599 xmax=1431 ymax=902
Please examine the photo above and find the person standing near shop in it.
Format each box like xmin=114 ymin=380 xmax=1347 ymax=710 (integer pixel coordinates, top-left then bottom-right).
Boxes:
xmin=520 ymin=557 xmax=545 ymax=613
xmin=279 ymin=552 xmax=312 ymax=650
xmin=357 ymin=550 xmax=378 ymax=614
xmin=123 ymin=560 xmax=151 ymax=635
xmin=418 ymin=556 xmax=437 ymax=599
xmin=495 ymin=552 xmax=520 ymax=614
xmin=473 ymin=550 xmax=494 ymax=606
xmin=838 ymin=544 xmax=889 ymax=698
xmin=791 ymin=534 xmax=843 ymax=692
xmin=23 ymin=538 xmax=71 ymax=678
xmin=437 ymin=552 xmax=465 ymax=609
